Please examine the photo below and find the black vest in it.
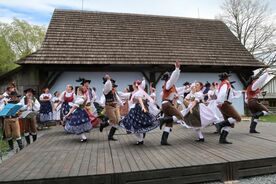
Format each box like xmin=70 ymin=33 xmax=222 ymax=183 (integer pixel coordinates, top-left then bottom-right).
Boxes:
xmin=105 ymin=91 xmax=116 ymax=103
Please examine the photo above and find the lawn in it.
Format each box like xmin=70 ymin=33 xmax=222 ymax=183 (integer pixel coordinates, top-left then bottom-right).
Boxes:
xmin=259 ymin=115 xmax=276 ymax=123
xmin=0 ymin=129 xmax=8 ymax=157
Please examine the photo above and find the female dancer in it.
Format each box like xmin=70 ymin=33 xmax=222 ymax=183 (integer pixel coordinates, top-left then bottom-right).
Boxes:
xmin=120 ymin=80 xmax=160 ymax=145
xmin=64 ymin=86 xmax=93 ymax=142
xmin=39 ymin=88 xmax=53 ymax=124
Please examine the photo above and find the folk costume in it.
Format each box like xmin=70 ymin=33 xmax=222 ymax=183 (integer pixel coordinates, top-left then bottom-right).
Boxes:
xmin=181 ymin=88 xmax=219 ymax=142
xmin=216 ymin=73 xmax=242 ymax=144
xmin=159 ymin=66 xmax=184 ymax=145
xmin=3 ymin=92 xmax=24 ymax=151
xmin=59 ymin=90 xmax=75 ymax=121
xmin=101 ymin=78 xmax=123 ymax=141
xmin=64 ymin=95 xmax=92 ymax=142
xmin=245 ymin=72 xmax=270 ymax=133
xmin=120 ymin=81 xmax=160 ymax=145
xmin=19 ymin=88 xmax=40 ymax=144
xmin=51 ymin=92 xmax=61 ymax=121
xmin=39 ymin=93 xmax=53 ymax=123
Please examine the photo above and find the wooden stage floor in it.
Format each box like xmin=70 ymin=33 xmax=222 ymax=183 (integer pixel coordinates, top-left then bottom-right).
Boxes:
xmin=0 ymin=121 xmax=276 ymax=184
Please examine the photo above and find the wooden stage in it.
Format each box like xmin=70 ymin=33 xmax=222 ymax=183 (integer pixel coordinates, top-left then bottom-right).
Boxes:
xmin=1 ymin=121 xmax=276 ymax=184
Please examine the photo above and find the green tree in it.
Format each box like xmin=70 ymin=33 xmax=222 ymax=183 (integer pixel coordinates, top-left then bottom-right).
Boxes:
xmin=0 ymin=36 xmax=16 ymax=74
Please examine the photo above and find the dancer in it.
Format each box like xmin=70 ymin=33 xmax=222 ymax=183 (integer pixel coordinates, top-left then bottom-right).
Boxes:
xmin=19 ymin=88 xmax=40 ymax=144
xmin=64 ymin=86 xmax=93 ymax=142
xmin=3 ymin=91 xmax=24 ymax=151
xmin=216 ymin=73 xmax=242 ymax=144
xmin=101 ymin=75 xmax=122 ymax=141
xmin=159 ymin=60 xmax=184 ymax=145
xmin=39 ymin=87 xmax=53 ymax=124
xmin=52 ymin=91 xmax=61 ymax=123
xmin=120 ymin=80 xmax=160 ymax=145
xmin=181 ymin=82 xmax=219 ymax=142
xmin=246 ymin=70 xmax=271 ymax=133
xmin=56 ymin=85 xmax=75 ymax=125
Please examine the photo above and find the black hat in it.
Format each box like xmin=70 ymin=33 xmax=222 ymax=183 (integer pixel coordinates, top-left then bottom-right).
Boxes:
xmin=218 ymin=72 xmax=231 ymax=81
xmin=76 ymin=78 xmax=91 ymax=85
xmin=183 ymin=81 xmax=190 ymax=86
xmin=112 ymin=79 xmax=118 ymax=88
xmin=10 ymin=91 xmax=21 ymax=97
xmin=205 ymin=81 xmax=211 ymax=88
xmin=161 ymin=72 xmax=171 ymax=81
xmin=24 ymin=88 xmax=36 ymax=94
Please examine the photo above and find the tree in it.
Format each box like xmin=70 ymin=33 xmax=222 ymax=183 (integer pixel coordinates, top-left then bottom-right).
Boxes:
xmin=0 ymin=36 xmax=16 ymax=74
xmin=0 ymin=18 xmax=46 ymax=74
xmin=218 ymin=0 xmax=276 ymax=71
xmin=1 ymin=18 xmax=46 ymax=59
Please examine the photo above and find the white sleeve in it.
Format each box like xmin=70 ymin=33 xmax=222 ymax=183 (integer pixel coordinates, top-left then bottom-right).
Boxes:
xmin=39 ymin=94 xmax=44 ymax=101
xmin=19 ymin=97 xmax=27 ymax=111
xmin=176 ymin=86 xmax=185 ymax=96
xmin=217 ymin=84 xmax=227 ymax=104
xmin=33 ymin=99 xmax=41 ymax=112
xmin=252 ymin=72 xmax=269 ymax=91
xmin=118 ymin=92 xmax=131 ymax=100
xmin=103 ymin=80 xmax=112 ymax=95
xmin=232 ymin=90 xmax=242 ymax=99
xmin=74 ymin=97 xmax=84 ymax=107
xmin=92 ymin=89 xmax=97 ymax=102
xmin=166 ymin=68 xmax=180 ymax=90
xmin=141 ymin=79 xmax=146 ymax=90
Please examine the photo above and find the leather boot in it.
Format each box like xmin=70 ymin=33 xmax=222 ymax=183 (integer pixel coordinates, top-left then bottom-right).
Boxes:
xmin=8 ymin=139 xmax=14 ymax=151
xmin=108 ymin=127 xmax=117 ymax=141
xmin=219 ymin=130 xmax=232 ymax=144
xmin=16 ymin=139 xmax=24 ymax=150
xmin=161 ymin=131 xmax=171 ymax=146
xmin=217 ymin=120 xmax=232 ymax=134
xmin=249 ymin=119 xmax=260 ymax=133
xmin=100 ymin=120 xmax=109 ymax=132
xmin=25 ymin=135 xmax=30 ymax=144
xmin=253 ymin=111 xmax=264 ymax=119
xmin=32 ymin=134 xmax=37 ymax=142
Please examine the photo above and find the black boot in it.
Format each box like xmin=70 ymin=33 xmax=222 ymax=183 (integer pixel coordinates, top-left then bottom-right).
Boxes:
xmin=100 ymin=121 xmax=109 ymax=132
xmin=253 ymin=111 xmax=264 ymax=119
xmin=214 ymin=123 xmax=220 ymax=134
xmin=217 ymin=120 xmax=232 ymax=134
xmin=108 ymin=127 xmax=117 ymax=141
xmin=195 ymin=138 xmax=205 ymax=142
xmin=7 ymin=139 xmax=14 ymax=151
xmin=32 ymin=134 xmax=37 ymax=142
xmin=25 ymin=135 xmax=30 ymax=144
xmin=249 ymin=119 xmax=260 ymax=133
xmin=16 ymin=139 xmax=24 ymax=150
xmin=219 ymin=130 xmax=232 ymax=144
xmin=159 ymin=117 xmax=173 ymax=130
xmin=161 ymin=131 xmax=171 ymax=146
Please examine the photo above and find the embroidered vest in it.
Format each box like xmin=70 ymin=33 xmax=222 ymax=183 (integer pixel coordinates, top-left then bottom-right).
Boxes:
xmin=64 ymin=92 xmax=74 ymax=103
xmin=162 ymin=82 xmax=177 ymax=101
xmin=246 ymin=83 xmax=260 ymax=100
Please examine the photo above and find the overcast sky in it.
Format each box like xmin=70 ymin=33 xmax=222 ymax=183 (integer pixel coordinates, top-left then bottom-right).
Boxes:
xmin=1 ymin=0 xmax=276 ymax=26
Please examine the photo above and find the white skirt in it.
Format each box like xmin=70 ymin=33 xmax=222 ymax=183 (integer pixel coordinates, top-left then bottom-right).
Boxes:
xmin=207 ymin=100 xmax=224 ymax=123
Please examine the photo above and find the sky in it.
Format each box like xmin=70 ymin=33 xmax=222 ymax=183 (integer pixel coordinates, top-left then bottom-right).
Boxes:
xmin=1 ymin=0 xmax=276 ymax=27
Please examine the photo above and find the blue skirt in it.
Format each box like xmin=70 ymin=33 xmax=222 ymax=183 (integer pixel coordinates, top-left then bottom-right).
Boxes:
xmin=120 ymin=104 xmax=159 ymax=133
xmin=61 ymin=102 xmax=71 ymax=118
xmin=40 ymin=101 xmax=53 ymax=122
xmin=65 ymin=108 xmax=92 ymax=135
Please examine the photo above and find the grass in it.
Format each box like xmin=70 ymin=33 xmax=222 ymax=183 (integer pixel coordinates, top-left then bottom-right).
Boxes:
xmin=259 ymin=115 xmax=276 ymax=123
xmin=0 ymin=129 xmax=8 ymax=156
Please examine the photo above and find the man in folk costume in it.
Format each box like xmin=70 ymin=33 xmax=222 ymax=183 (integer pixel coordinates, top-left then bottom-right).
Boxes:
xmin=159 ymin=60 xmax=184 ymax=145
xmin=19 ymin=88 xmax=40 ymax=144
xmin=101 ymin=74 xmax=123 ymax=141
xmin=245 ymin=70 xmax=271 ymax=133
xmin=216 ymin=73 xmax=242 ymax=144
xmin=3 ymin=91 xmax=24 ymax=151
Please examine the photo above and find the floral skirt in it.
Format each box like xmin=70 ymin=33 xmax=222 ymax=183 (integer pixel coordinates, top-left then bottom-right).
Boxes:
xmin=40 ymin=101 xmax=53 ymax=122
xmin=120 ymin=104 xmax=159 ymax=133
xmin=65 ymin=108 xmax=93 ymax=135
xmin=61 ymin=102 xmax=71 ymax=118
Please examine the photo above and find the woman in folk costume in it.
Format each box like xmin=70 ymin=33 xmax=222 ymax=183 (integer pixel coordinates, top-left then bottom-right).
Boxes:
xmin=159 ymin=60 xmax=185 ymax=146
xmin=52 ymin=91 xmax=61 ymax=123
xmin=19 ymin=88 xmax=40 ymax=144
xmin=39 ymin=87 xmax=53 ymax=123
xmin=181 ymin=82 xmax=220 ymax=142
xmin=216 ymin=73 xmax=242 ymax=144
xmin=245 ymin=70 xmax=271 ymax=133
xmin=100 ymin=75 xmax=123 ymax=141
xmin=56 ymin=85 xmax=75 ymax=125
xmin=64 ymin=86 xmax=93 ymax=142
xmin=207 ymin=82 xmax=224 ymax=133
xmin=120 ymin=80 xmax=160 ymax=145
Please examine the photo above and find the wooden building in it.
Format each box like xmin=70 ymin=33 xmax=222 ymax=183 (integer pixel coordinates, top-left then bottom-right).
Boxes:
xmin=0 ymin=9 xmax=265 ymax=114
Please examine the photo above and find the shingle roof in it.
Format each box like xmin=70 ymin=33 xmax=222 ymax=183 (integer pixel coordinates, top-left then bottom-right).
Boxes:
xmin=18 ymin=9 xmax=264 ymax=67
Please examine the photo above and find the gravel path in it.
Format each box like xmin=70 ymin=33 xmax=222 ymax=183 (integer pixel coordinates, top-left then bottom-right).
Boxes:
xmin=206 ymin=174 xmax=276 ymax=184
